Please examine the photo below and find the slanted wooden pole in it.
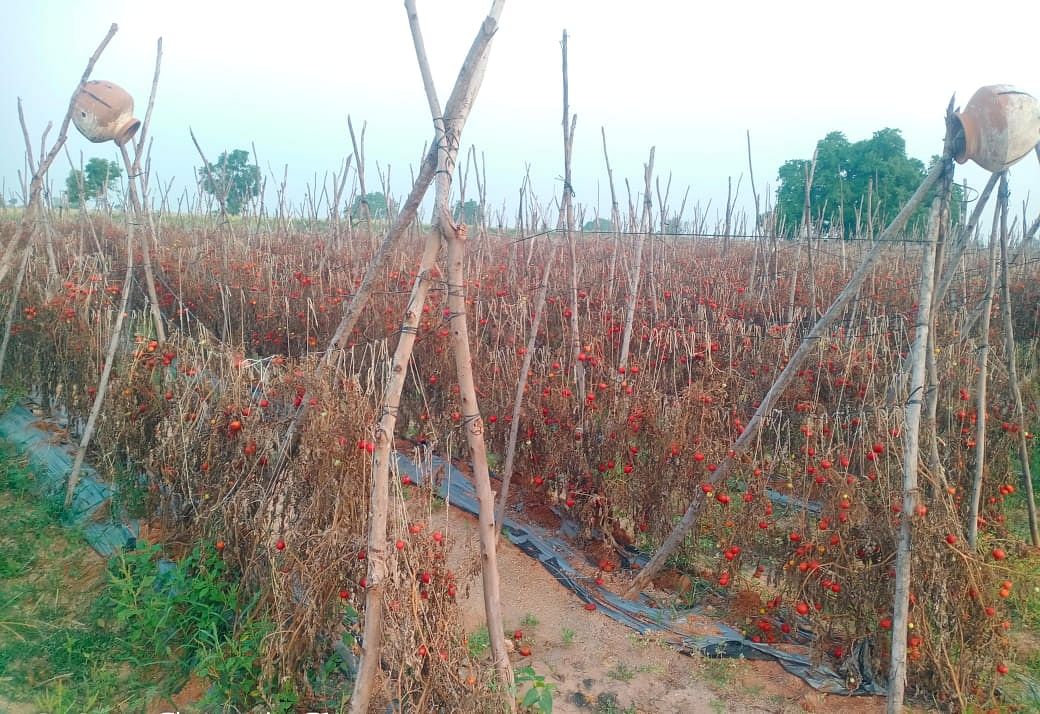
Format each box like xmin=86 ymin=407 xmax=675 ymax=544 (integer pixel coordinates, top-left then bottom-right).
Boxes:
xmin=0 ymin=24 xmax=119 ymax=289
xmin=66 ymin=217 xmax=134 ymax=508
xmin=625 ymin=142 xmax=948 ymax=599
xmin=350 ymin=2 xmax=509 ymax=711
xmin=494 ymin=241 xmax=558 ymax=539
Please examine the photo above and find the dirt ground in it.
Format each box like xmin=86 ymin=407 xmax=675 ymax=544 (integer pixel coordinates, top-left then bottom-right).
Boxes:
xmin=0 ymin=695 xmax=38 ymax=714
xmin=445 ymin=506 xmax=890 ymax=714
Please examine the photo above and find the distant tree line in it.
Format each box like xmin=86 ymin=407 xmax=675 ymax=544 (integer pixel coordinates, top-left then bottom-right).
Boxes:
xmin=775 ymin=128 xmax=961 ymax=238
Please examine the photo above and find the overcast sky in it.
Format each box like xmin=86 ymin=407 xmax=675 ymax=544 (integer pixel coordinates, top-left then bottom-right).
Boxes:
xmin=2 ymin=0 xmax=1039 ymax=228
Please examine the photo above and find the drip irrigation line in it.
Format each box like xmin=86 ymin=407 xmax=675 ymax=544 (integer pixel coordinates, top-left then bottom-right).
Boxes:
xmin=393 ymin=450 xmax=883 ymax=697
xmin=508 ymin=228 xmax=972 ymax=246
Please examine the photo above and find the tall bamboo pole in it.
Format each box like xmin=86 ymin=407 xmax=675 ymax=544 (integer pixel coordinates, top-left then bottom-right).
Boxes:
xmin=887 ymin=127 xmax=954 ymax=712
xmin=124 ymin=37 xmax=167 ymax=343
xmin=746 ymin=130 xmax=762 ymax=293
xmin=967 ymin=174 xmax=1005 ymax=547
xmin=351 ymin=229 xmax=441 ymax=714
xmin=616 ymin=148 xmax=654 ymax=372
xmin=559 ymin=31 xmax=585 ymax=400
xmin=998 ymin=174 xmax=1040 ymax=546
xmin=885 ymin=172 xmax=998 ymax=408
xmin=443 ymin=220 xmax=515 ymax=692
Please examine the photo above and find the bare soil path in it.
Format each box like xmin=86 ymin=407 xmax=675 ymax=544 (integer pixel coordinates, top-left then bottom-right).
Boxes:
xmin=445 ymin=505 xmax=889 ymax=714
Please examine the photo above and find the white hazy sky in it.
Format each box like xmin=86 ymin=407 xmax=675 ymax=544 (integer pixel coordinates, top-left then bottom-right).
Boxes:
xmin=2 ymin=0 xmax=1039 ymax=227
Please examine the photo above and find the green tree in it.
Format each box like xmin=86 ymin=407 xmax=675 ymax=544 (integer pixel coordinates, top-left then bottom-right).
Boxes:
xmin=453 ymin=198 xmax=480 ymax=225
xmin=65 ymin=157 xmax=122 ymax=208
xmin=350 ymin=191 xmax=388 ymax=221
xmin=776 ymin=128 xmax=959 ymax=238
xmin=199 ymin=149 xmax=260 ymax=216
xmin=583 ymin=217 xmax=613 ymax=232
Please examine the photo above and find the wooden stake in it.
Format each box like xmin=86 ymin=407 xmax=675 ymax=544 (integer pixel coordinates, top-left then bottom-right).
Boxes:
xmin=559 ymin=31 xmax=585 ymax=401
xmin=123 ymin=37 xmax=167 ymax=343
xmin=617 ymin=148 xmax=654 ymax=373
xmin=887 ymin=127 xmax=954 ymax=711
xmin=967 ymin=174 xmax=1004 ymax=547
xmin=998 ymin=174 xmax=1040 ymax=546
xmin=602 ymin=127 xmax=622 ymax=302
xmin=495 ymin=242 xmax=558 ymax=538
xmin=65 ymin=216 xmax=134 ymax=508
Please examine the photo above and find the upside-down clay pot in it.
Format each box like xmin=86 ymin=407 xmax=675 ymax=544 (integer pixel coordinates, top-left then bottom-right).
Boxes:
xmin=71 ymin=80 xmax=140 ymax=146
xmin=954 ymin=85 xmax=1040 ymax=173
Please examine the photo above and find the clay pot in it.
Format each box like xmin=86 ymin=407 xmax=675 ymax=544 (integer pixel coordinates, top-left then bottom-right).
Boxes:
xmin=71 ymin=80 xmax=140 ymax=146
xmin=954 ymin=85 xmax=1040 ymax=173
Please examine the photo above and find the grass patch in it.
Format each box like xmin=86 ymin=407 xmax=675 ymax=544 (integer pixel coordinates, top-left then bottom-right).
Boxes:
xmin=694 ymin=653 xmax=739 ymax=690
xmin=560 ymin=627 xmax=575 ymax=645
xmin=467 ymin=625 xmax=491 ymax=659
xmin=606 ymin=662 xmax=636 ymax=682
xmin=520 ymin=612 xmax=540 ymax=628
xmin=0 ymin=447 xmax=136 ymax=712
xmin=0 ymin=442 xmax=308 ymax=713
xmin=994 ymin=438 xmax=1040 ymax=708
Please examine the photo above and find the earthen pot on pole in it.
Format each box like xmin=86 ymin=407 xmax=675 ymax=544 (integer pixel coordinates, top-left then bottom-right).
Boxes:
xmin=71 ymin=80 xmax=141 ymax=146
xmin=953 ymin=85 xmax=1040 ymax=173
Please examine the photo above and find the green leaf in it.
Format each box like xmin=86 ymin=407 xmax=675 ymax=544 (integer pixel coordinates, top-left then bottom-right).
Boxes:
xmin=522 ymin=686 xmax=540 ymax=707
xmin=540 ymin=687 xmax=554 ymax=712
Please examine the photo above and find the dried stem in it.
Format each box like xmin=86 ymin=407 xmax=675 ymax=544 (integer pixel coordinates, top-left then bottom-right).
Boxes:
xmin=617 ymin=147 xmax=655 ymax=373
xmin=494 ymin=241 xmax=558 ymax=539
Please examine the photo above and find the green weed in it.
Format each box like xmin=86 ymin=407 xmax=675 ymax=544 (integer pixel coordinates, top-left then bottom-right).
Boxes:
xmin=0 ymin=442 xmax=294 ymax=712
xmin=606 ymin=661 xmax=636 ymax=682
xmin=468 ymin=625 xmax=491 ymax=659
xmin=514 ymin=664 xmax=555 ymax=713
xmin=520 ymin=612 xmax=540 ymax=628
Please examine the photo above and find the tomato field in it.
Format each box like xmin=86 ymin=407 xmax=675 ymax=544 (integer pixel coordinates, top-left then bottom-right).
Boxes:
xmin=2 ymin=191 xmax=1040 ymax=710
xmin=3 ymin=10 xmax=1040 ymax=714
